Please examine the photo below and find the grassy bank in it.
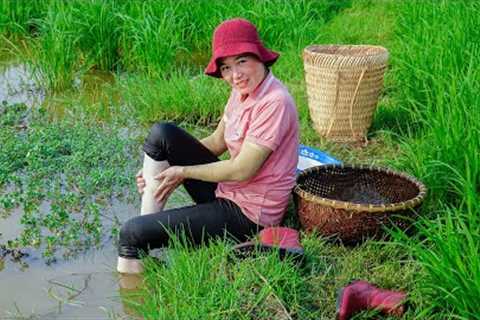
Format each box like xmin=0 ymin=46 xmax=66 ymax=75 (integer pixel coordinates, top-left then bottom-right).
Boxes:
xmin=0 ymin=0 xmax=348 ymax=88
xmin=387 ymin=1 xmax=480 ymax=318
xmin=1 ymin=0 xmax=479 ymax=319
xmin=124 ymin=234 xmax=416 ymax=320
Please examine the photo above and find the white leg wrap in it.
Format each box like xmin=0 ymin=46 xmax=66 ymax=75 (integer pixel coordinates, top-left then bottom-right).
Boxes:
xmin=141 ymin=154 xmax=169 ymax=215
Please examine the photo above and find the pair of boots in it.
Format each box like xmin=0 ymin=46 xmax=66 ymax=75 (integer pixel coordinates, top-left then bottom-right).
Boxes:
xmin=232 ymin=227 xmax=305 ymax=264
xmin=233 ymin=227 xmax=407 ymax=320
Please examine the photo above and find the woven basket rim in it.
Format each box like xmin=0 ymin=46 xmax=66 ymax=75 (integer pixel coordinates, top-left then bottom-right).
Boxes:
xmin=294 ymin=164 xmax=427 ymax=213
xmin=303 ymin=44 xmax=389 ymax=70
xmin=304 ymin=44 xmax=389 ymax=57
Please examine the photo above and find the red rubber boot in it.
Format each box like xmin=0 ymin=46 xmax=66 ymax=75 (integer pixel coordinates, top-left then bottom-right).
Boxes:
xmin=232 ymin=227 xmax=304 ymax=264
xmin=336 ymin=280 xmax=407 ymax=320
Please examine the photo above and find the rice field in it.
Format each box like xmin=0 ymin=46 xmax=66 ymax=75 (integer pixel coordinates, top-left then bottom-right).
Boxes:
xmin=0 ymin=0 xmax=479 ymax=319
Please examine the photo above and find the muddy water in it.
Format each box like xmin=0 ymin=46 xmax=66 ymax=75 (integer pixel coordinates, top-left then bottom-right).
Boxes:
xmin=0 ymin=200 xmax=136 ymax=319
xmin=0 ymin=62 xmax=193 ymax=319
xmin=0 ymin=190 xmax=193 ymax=319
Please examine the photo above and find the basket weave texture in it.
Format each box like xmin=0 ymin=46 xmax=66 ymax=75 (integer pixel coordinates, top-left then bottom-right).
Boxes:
xmin=294 ymin=165 xmax=426 ymax=243
xmin=303 ymin=45 xmax=389 ymax=143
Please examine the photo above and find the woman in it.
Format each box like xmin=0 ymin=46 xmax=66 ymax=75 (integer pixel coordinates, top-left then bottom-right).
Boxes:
xmin=117 ymin=18 xmax=299 ymax=274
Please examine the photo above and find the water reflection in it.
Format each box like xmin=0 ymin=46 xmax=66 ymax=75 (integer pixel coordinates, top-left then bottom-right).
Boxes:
xmin=0 ymin=63 xmax=45 ymax=107
xmin=118 ymin=273 xmax=145 ymax=319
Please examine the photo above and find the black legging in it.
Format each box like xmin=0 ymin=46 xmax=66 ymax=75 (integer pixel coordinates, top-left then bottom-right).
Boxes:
xmin=118 ymin=122 xmax=262 ymax=259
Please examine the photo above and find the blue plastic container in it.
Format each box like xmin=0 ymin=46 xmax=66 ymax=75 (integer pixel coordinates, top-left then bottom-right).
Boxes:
xmin=297 ymin=144 xmax=341 ymax=173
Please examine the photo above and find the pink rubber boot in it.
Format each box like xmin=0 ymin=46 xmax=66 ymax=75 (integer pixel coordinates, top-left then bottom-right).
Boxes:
xmin=336 ymin=280 xmax=407 ymax=320
xmin=233 ymin=227 xmax=304 ymax=263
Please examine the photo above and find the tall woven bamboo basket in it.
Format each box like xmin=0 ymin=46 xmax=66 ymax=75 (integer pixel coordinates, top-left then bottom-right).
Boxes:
xmin=303 ymin=45 xmax=389 ymax=143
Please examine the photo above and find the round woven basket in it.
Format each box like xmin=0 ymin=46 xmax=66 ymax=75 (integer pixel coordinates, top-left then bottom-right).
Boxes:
xmin=294 ymin=164 xmax=426 ymax=243
xmin=303 ymin=45 xmax=389 ymax=143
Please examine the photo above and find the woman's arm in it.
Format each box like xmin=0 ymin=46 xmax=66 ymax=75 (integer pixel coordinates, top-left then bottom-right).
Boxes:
xmin=200 ymin=118 xmax=227 ymax=157
xmin=183 ymin=141 xmax=271 ymax=182
xmin=153 ymin=141 xmax=271 ymax=202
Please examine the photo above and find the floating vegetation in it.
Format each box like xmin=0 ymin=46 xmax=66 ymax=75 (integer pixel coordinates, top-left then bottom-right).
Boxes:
xmin=0 ymin=102 xmax=139 ymax=262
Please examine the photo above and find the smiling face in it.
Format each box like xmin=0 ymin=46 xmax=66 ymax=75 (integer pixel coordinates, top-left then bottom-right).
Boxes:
xmin=218 ymin=54 xmax=267 ymax=97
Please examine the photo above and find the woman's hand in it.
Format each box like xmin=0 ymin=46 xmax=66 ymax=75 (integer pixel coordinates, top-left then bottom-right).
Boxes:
xmin=136 ymin=169 xmax=146 ymax=194
xmin=154 ymin=166 xmax=185 ymax=203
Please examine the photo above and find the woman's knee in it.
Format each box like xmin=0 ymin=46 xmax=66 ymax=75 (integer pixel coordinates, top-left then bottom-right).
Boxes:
xmin=146 ymin=122 xmax=179 ymax=146
xmin=143 ymin=122 xmax=179 ymax=161
xmin=119 ymin=217 xmax=146 ymax=251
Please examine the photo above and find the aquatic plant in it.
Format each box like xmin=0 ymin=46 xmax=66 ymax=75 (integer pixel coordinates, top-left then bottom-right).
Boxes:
xmin=0 ymin=102 xmax=138 ymax=262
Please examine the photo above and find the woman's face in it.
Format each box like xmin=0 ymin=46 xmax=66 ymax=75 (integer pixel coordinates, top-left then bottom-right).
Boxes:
xmin=219 ymin=54 xmax=267 ymax=97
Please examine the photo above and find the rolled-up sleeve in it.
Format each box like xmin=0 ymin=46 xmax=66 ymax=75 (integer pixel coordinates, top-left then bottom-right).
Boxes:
xmin=245 ymin=99 xmax=290 ymax=152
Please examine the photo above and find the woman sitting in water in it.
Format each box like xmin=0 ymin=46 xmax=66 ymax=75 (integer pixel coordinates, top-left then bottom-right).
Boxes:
xmin=117 ymin=18 xmax=299 ymax=274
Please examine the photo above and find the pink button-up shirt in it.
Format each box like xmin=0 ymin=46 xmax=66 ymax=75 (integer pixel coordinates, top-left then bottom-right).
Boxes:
xmin=215 ymin=72 xmax=299 ymax=226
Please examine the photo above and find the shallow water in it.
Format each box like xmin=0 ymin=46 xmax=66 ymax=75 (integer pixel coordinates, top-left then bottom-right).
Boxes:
xmin=0 ymin=63 xmax=45 ymax=107
xmin=0 ymin=189 xmax=193 ymax=319
xmin=0 ymin=60 xmax=194 ymax=319
xmin=0 ymin=200 xmax=136 ymax=319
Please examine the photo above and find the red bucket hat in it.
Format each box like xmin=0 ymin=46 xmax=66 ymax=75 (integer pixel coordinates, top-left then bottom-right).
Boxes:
xmin=205 ymin=18 xmax=280 ymax=78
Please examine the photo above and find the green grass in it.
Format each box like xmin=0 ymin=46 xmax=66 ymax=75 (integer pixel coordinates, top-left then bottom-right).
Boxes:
xmin=138 ymin=242 xmax=307 ymax=319
xmin=0 ymin=0 xmax=47 ymax=37
xmin=31 ymin=1 xmax=81 ymax=93
xmin=389 ymin=0 xmax=480 ymax=203
xmin=384 ymin=1 xmax=480 ymax=318
xmin=0 ymin=0 xmax=479 ymax=319
xmin=119 ymin=72 xmax=229 ymax=127
xmin=1 ymin=0 xmax=350 ymax=90
xmin=123 ymin=235 xmax=415 ymax=320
